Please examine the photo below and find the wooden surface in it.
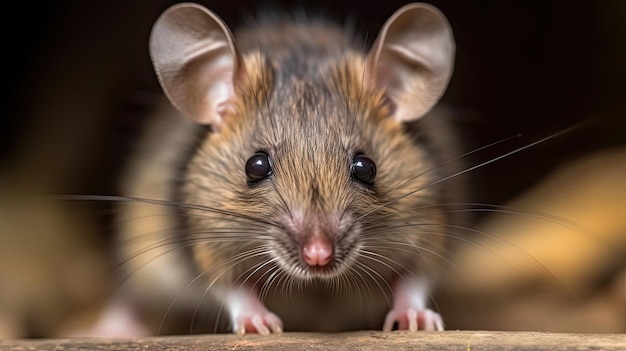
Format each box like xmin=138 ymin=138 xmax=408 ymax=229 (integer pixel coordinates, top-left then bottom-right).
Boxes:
xmin=2 ymin=331 xmax=625 ymax=351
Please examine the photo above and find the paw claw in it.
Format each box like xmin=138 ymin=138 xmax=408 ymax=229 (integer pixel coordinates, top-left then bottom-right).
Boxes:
xmin=407 ymin=309 xmax=418 ymax=331
xmin=265 ymin=314 xmax=284 ymax=334
xmin=252 ymin=315 xmax=269 ymax=335
xmin=234 ymin=317 xmax=246 ymax=336
xmin=384 ymin=308 xmax=444 ymax=332
xmin=233 ymin=312 xmax=283 ymax=336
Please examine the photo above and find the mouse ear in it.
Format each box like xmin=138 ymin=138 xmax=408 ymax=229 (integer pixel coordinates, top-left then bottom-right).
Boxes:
xmin=367 ymin=3 xmax=455 ymax=122
xmin=149 ymin=3 xmax=239 ymax=126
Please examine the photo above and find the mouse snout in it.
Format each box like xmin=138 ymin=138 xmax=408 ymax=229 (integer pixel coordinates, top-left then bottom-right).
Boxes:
xmin=302 ymin=231 xmax=333 ymax=267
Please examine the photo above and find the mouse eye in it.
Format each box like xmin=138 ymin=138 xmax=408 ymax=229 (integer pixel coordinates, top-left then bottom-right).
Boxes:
xmin=351 ymin=154 xmax=376 ymax=185
xmin=245 ymin=151 xmax=273 ymax=183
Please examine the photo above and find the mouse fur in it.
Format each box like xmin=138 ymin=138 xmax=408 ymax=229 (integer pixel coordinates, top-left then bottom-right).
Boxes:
xmin=114 ymin=2 xmax=458 ymax=335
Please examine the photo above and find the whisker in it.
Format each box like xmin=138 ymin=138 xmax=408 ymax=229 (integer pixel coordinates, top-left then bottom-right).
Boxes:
xmin=352 ymin=261 xmax=392 ymax=307
xmin=357 ymin=124 xmax=581 ymax=221
xmin=122 ymin=230 xmax=271 ymax=249
xmin=158 ymin=246 xmax=266 ymax=335
xmin=338 ymin=269 xmax=354 ymax=301
xmin=356 ymin=248 xmax=408 ymax=277
xmin=274 ymin=267 xmax=293 ymax=302
xmin=378 ymin=133 xmax=522 ymax=198
xmin=114 ymin=233 xmax=263 ymax=274
xmin=444 ymin=204 xmax=603 ymax=242
xmin=238 ymin=253 xmax=281 ymax=291
xmin=363 ymin=222 xmax=577 ymax=298
xmin=259 ymin=266 xmax=283 ymax=303
xmin=359 ymin=240 xmax=467 ymax=300
xmin=75 ymin=228 xmax=265 ymax=281
xmin=361 ymin=199 xmax=604 ymax=254
xmin=189 ymin=248 xmax=273 ymax=334
xmin=213 ymin=299 xmax=225 ymax=333
xmin=116 ymin=211 xmax=274 ymax=233
xmin=362 ymin=238 xmax=458 ymax=272
xmin=46 ymin=194 xmax=281 ymax=229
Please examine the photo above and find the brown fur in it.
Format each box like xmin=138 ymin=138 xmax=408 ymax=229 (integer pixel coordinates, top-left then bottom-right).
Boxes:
xmin=179 ymin=24 xmax=448 ymax=331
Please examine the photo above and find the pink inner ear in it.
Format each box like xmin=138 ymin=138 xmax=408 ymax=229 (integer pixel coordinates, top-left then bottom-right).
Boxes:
xmin=374 ymin=64 xmax=393 ymax=90
xmin=216 ymin=101 xmax=236 ymax=118
xmin=186 ymin=51 xmax=236 ymax=126
xmin=368 ymin=58 xmax=403 ymax=119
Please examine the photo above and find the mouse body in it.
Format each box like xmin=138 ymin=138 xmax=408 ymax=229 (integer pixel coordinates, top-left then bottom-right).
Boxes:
xmin=115 ymin=2 xmax=457 ymax=335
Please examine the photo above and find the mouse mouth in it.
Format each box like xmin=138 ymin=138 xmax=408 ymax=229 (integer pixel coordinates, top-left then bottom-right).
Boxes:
xmin=297 ymin=258 xmax=353 ymax=280
xmin=303 ymin=263 xmax=342 ymax=277
xmin=271 ymin=212 xmax=362 ymax=280
xmin=269 ymin=238 xmax=361 ymax=281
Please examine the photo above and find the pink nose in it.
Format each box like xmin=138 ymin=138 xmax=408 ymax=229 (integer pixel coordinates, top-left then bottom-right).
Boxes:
xmin=302 ymin=237 xmax=333 ymax=266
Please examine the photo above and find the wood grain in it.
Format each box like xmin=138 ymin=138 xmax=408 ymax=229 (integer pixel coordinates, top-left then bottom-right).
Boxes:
xmin=2 ymin=331 xmax=625 ymax=351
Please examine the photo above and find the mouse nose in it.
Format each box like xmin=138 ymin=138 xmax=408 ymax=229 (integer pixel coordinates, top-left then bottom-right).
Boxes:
xmin=302 ymin=235 xmax=333 ymax=267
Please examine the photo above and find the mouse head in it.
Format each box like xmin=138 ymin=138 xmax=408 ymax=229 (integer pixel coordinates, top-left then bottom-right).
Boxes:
xmin=149 ymin=3 xmax=454 ymax=283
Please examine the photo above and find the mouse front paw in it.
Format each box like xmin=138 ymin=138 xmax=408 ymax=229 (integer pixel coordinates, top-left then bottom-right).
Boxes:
xmin=233 ymin=311 xmax=283 ymax=336
xmin=225 ymin=288 xmax=283 ymax=336
xmin=383 ymin=276 xmax=444 ymax=331
xmin=383 ymin=307 xmax=444 ymax=331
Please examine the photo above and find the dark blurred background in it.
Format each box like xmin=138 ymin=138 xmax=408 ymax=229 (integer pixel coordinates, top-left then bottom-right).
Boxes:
xmin=2 ymin=0 xmax=625 ymax=337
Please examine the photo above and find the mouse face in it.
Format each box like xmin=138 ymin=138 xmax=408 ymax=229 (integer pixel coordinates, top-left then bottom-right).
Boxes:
xmin=181 ymin=52 xmax=446 ymax=286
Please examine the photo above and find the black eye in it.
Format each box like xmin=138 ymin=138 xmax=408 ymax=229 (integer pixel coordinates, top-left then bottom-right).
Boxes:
xmin=351 ymin=154 xmax=376 ymax=185
xmin=245 ymin=151 xmax=272 ymax=183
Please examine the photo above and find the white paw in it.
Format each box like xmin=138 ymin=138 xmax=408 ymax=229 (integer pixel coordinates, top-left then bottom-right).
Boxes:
xmin=383 ymin=307 xmax=444 ymax=331
xmin=225 ymin=288 xmax=283 ymax=336
xmin=233 ymin=311 xmax=283 ymax=336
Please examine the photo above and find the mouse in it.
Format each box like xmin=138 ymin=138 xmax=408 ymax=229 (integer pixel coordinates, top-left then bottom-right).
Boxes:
xmin=112 ymin=1 xmax=457 ymax=336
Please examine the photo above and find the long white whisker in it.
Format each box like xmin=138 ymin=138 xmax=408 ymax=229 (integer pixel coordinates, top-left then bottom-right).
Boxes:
xmin=158 ymin=246 xmax=265 ymax=335
xmin=357 ymin=125 xmax=580 ymax=221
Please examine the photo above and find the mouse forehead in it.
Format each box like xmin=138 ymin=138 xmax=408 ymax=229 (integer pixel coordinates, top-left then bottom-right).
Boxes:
xmin=261 ymin=77 xmax=358 ymax=185
xmin=248 ymin=51 xmax=385 ymax=150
